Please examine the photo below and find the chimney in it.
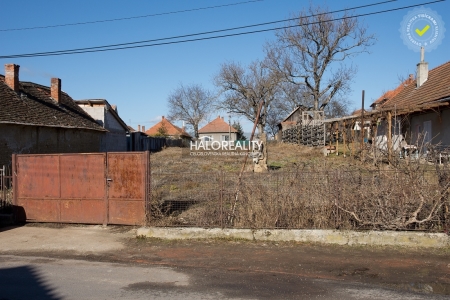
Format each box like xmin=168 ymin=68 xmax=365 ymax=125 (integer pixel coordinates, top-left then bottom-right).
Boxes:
xmin=51 ymin=78 xmax=61 ymax=103
xmin=5 ymin=64 xmax=20 ymax=92
xmin=138 ymin=125 xmax=141 ymax=132
xmin=142 ymin=126 xmax=145 ymax=132
xmin=162 ymin=116 xmax=165 ymax=120
xmin=416 ymin=47 xmax=428 ymax=88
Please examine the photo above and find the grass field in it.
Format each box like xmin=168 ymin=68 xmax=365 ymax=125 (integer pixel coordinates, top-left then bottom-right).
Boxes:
xmin=148 ymin=142 xmax=449 ymax=231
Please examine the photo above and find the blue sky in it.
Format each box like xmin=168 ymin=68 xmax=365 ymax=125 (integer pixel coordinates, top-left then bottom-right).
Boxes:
xmin=1 ymin=0 xmax=449 ymax=133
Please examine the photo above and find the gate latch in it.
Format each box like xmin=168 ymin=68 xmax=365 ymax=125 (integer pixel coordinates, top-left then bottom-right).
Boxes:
xmin=107 ymin=178 xmax=113 ymax=182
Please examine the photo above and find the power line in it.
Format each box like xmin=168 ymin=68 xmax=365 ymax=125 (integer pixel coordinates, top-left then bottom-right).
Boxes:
xmin=0 ymin=0 xmax=444 ymax=59
xmin=0 ymin=0 xmax=399 ymax=58
xmin=0 ymin=0 xmax=264 ymax=32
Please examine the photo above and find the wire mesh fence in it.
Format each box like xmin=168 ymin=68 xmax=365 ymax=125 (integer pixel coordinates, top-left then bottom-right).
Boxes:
xmin=0 ymin=165 xmax=13 ymax=214
xmin=149 ymin=169 xmax=449 ymax=231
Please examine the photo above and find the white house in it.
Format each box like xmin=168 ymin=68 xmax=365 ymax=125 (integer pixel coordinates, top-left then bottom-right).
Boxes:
xmin=76 ymin=99 xmax=129 ymax=152
xmin=198 ymin=116 xmax=238 ymax=143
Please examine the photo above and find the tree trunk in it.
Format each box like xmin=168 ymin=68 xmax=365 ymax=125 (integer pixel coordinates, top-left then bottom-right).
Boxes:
xmin=194 ymin=124 xmax=199 ymax=139
xmin=258 ymin=124 xmax=264 ymax=136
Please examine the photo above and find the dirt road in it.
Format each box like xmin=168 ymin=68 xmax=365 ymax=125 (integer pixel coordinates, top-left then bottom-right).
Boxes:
xmin=1 ymin=224 xmax=449 ymax=299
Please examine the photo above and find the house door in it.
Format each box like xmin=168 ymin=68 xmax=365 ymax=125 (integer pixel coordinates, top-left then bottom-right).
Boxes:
xmin=423 ymin=121 xmax=432 ymax=144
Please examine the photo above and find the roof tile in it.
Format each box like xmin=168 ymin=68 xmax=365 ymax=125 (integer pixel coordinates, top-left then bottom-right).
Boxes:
xmin=381 ymin=61 xmax=450 ymax=109
xmin=199 ymin=116 xmax=237 ymax=133
xmin=145 ymin=117 xmax=192 ymax=138
xmin=0 ymin=75 xmax=105 ymax=131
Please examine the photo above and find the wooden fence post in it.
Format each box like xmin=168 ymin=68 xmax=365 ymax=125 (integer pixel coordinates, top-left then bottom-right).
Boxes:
xmin=387 ymin=111 xmax=392 ymax=163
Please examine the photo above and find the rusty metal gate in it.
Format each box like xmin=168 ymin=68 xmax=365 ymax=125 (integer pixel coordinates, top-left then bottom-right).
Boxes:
xmin=12 ymin=152 xmax=150 ymax=225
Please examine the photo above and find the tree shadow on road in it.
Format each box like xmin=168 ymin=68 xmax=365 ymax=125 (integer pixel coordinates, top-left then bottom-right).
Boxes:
xmin=0 ymin=265 xmax=61 ymax=300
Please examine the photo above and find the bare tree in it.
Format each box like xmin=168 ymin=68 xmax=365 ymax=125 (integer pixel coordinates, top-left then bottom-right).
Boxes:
xmin=265 ymin=102 xmax=284 ymax=138
xmin=167 ymin=84 xmax=216 ymax=138
xmin=266 ymin=4 xmax=375 ymax=111
xmin=323 ymin=97 xmax=351 ymax=118
xmin=215 ymin=60 xmax=281 ymax=134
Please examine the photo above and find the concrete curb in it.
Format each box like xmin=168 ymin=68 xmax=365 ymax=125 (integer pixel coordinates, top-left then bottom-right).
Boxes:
xmin=136 ymin=227 xmax=450 ymax=248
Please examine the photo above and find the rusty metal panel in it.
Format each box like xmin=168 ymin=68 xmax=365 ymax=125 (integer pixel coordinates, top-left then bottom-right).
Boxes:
xmin=107 ymin=153 xmax=145 ymax=200
xmin=14 ymin=152 xmax=148 ymax=226
xmin=60 ymin=154 xmax=105 ymax=199
xmin=15 ymin=199 xmax=60 ymax=222
xmin=16 ymin=155 xmax=61 ymax=199
xmin=107 ymin=152 xmax=148 ymax=225
xmin=108 ymin=200 xmax=145 ymax=225
xmin=60 ymin=200 xmax=104 ymax=224
xmin=15 ymin=153 xmax=107 ymax=224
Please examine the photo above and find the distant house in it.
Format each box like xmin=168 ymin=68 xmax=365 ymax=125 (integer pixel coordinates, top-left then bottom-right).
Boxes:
xmin=0 ymin=64 xmax=106 ymax=166
xmin=277 ymin=106 xmax=325 ymax=143
xmin=75 ymin=99 xmax=129 ymax=152
xmin=198 ymin=116 xmax=237 ymax=142
xmin=276 ymin=106 xmax=307 ymax=141
xmin=145 ymin=116 xmax=192 ymax=146
xmin=370 ymin=75 xmax=415 ymax=110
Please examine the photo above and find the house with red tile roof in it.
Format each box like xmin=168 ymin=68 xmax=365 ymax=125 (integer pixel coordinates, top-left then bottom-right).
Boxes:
xmin=198 ymin=116 xmax=238 ymax=142
xmin=145 ymin=116 xmax=192 ymax=146
xmin=372 ymin=51 xmax=450 ymax=148
xmin=0 ymin=64 xmax=106 ymax=166
xmin=370 ymin=75 xmax=415 ymax=110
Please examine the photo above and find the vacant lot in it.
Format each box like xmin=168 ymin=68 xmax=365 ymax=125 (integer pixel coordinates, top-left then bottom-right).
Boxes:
xmin=149 ymin=143 xmax=450 ymax=232
xmin=150 ymin=142 xmax=364 ymax=173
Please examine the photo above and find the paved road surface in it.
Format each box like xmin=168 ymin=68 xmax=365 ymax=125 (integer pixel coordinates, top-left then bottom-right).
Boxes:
xmin=0 ymin=225 xmax=448 ymax=299
xmin=1 ymin=255 xmax=446 ymax=300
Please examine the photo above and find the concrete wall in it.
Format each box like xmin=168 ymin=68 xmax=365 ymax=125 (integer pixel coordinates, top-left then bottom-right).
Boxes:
xmin=101 ymin=131 xmax=127 ymax=152
xmin=77 ymin=105 xmax=127 ymax=152
xmin=101 ymin=109 xmax=127 ymax=152
xmin=137 ymin=227 xmax=450 ymax=248
xmin=410 ymin=108 xmax=450 ymax=146
xmin=78 ymin=105 xmax=105 ymax=126
xmin=0 ymin=124 xmax=103 ymax=166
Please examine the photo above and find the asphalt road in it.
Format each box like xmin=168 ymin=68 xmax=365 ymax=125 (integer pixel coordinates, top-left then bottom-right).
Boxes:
xmin=0 ymin=225 xmax=449 ymax=299
xmin=1 ymin=255 xmax=446 ymax=300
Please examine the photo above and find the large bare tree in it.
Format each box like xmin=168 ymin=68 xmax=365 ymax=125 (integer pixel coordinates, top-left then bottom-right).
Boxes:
xmin=167 ymin=83 xmax=215 ymax=138
xmin=266 ymin=4 xmax=375 ymax=111
xmin=214 ymin=60 xmax=281 ymax=134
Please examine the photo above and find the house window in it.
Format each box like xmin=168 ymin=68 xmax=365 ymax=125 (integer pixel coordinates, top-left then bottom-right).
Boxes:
xmin=202 ymin=136 xmax=212 ymax=142
xmin=221 ymin=135 xmax=230 ymax=141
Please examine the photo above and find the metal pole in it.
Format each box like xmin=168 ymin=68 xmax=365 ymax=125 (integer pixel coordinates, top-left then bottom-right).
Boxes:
xmin=228 ymin=112 xmax=231 ymax=141
xmin=336 ymin=122 xmax=339 ymax=156
xmin=387 ymin=111 xmax=393 ymax=163
xmin=343 ymin=121 xmax=347 ymax=158
xmin=360 ymin=90 xmax=365 ymax=151
xmin=230 ymin=100 xmax=264 ymax=224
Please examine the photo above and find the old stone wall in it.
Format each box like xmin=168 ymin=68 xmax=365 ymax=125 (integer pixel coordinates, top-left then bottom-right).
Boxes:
xmin=0 ymin=124 xmax=103 ymax=166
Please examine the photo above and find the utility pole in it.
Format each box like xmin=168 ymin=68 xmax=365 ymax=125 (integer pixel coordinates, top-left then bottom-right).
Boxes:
xmin=360 ymin=90 xmax=365 ymax=150
xmin=228 ymin=112 xmax=231 ymax=141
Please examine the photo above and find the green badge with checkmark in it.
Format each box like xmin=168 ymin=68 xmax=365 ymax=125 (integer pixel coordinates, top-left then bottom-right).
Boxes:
xmin=400 ymin=7 xmax=445 ymax=52
xmin=415 ymin=25 xmax=430 ymax=37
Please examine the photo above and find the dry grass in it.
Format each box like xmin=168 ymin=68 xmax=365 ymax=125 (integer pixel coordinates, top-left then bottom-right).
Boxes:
xmin=150 ymin=142 xmax=368 ymax=174
xmin=148 ymin=143 xmax=450 ymax=231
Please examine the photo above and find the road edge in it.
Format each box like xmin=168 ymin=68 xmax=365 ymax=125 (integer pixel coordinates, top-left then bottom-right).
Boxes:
xmin=136 ymin=227 xmax=450 ymax=248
